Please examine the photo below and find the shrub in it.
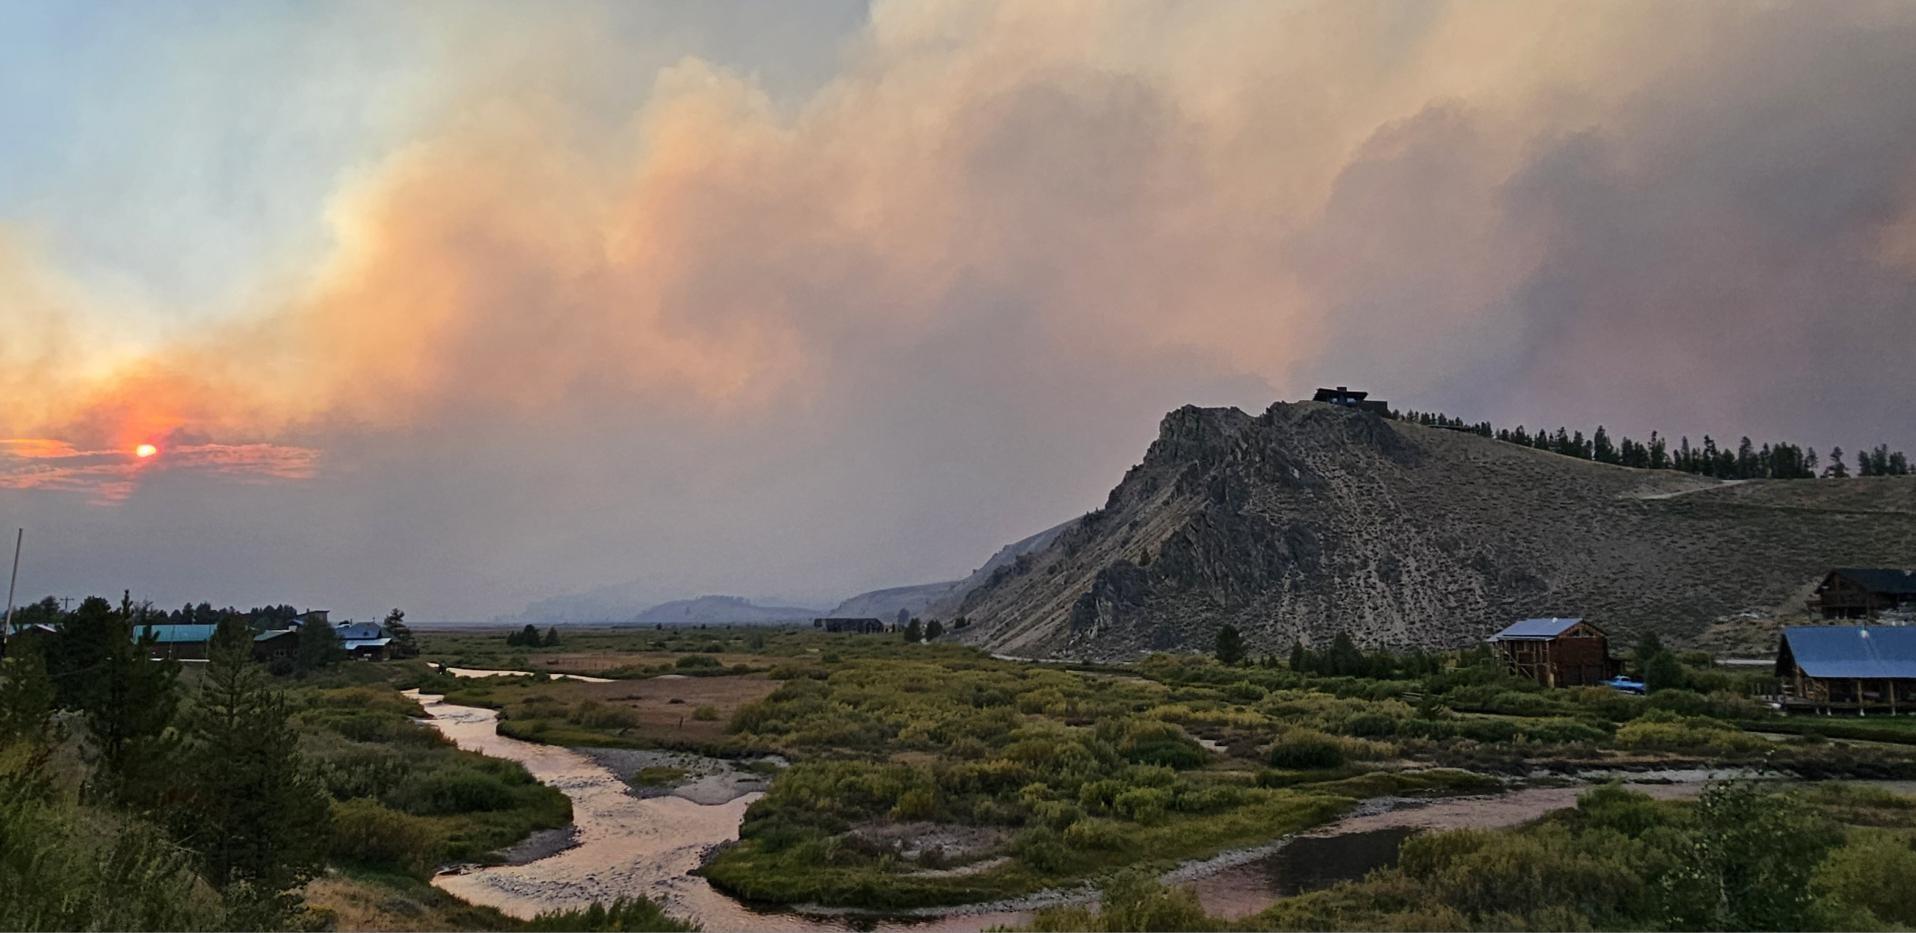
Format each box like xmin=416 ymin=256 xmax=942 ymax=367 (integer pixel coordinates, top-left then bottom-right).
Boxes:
xmin=1268 ymin=730 xmax=1346 ymax=770
xmin=1117 ymin=720 xmax=1207 ymax=769
xmin=523 ymin=898 xmax=693 ymax=932
xmin=1063 ymin=817 xmax=1128 ymax=850
xmin=1813 ymin=829 xmax=1916 ymax=927
xmin=569 ymin=700 xmax=642 ymax=730
xmin=328 ymin=798 xmax=446 ymax=878
xmin=1011 ymin=826 xmax=1072 ymax=872
xmin=674 ymin=654 xmax=721 ymax=670
xmin=391 ymin=768 xmax=521 ymax=814
xmin=1342 ymin=712 xmax=1399 ymax=737
xmin=1112 ymin=786 xmax=1172 ymax=824
xmin=692 ymin=705 xmax=720 ymax=722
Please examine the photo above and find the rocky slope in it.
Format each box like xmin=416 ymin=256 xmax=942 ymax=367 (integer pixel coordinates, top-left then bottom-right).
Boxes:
xmin=826 ymin=520 xmax=1076 ymax=620
xmin=954 ymin=401 xmax=1916 ymax=659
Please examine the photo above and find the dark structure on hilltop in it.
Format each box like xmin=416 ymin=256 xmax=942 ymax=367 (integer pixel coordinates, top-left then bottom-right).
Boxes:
xmin=1312 ymin=386 xmax=1390 ymax=415
xmin=1776 ymin=625 xmax=1916 ymax=713
xmin=1487 ymin=617 xmax=1618 ymax=688
xmin=815 ymin=617 xmax=887 ymax=634
xmin=1810 ymin=568 xmax=1916 ymax=620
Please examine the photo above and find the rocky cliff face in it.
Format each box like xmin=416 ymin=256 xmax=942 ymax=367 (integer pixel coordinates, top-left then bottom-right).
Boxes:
xmin=956 ymin=401 xmax=1916 ymax=659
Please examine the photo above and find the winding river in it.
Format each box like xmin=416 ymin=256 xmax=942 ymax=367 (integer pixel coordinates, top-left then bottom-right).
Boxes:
xmin=407 ymin=691 xmax=1797 ymax=930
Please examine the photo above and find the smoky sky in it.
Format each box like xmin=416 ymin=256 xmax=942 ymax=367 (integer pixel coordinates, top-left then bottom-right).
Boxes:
xmin=2 ymin=1 xmax=1913 ymax=620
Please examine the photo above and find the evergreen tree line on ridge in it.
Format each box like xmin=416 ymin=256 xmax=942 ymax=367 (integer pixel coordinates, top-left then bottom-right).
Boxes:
xmin=1393 ymin=409 xmax=1910 ymax=479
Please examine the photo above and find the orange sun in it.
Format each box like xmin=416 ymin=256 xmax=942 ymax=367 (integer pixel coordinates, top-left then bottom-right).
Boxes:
xmin=134 ymin=443 xmax=159 ymax=459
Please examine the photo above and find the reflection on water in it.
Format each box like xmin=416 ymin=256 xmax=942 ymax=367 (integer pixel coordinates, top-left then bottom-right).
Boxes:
xmin=1192 ymin=828 xmax=1415 ymax=918
xmin=440 ymin=666 xmax=614 ymax=683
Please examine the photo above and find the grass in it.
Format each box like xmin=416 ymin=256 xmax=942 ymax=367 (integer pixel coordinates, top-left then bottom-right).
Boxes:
xmin=632 ymin=766 xmax=688 ymax=787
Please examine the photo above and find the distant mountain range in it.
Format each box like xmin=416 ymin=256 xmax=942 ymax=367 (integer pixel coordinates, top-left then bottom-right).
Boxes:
xmin=511 ymin=520 xmax=1077 ymax=628
xmin=632 ymin=595 xmax=821 ymax=625
xmin=512 ymin=585 xmax=821 ymax=626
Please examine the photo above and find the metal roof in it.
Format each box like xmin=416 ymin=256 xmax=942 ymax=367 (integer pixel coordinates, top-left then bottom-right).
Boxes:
xmin=1489 ymin=617 xmax=1586 ymax=640
xmin=343 ymin=637 xmax=392 ymax=649
xmin=254 ymin=628 xmax=297 ymax=641
xmin=1829 ymin=568 xmax=1916 ymax=596
xmin=135 ymin=624 xmax=218 ymax=644
xmin=336 ymin=622 xmax=385 ymax=640
xmin=1780 ymin=625 xmax=1916 ymax=680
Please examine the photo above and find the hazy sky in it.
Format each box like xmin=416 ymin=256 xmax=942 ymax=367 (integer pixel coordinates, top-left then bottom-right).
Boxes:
xmin=4 ymin=1 xmax=1914 ymax=620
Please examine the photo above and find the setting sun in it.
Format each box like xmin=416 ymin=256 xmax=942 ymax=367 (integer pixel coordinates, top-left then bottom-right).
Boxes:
xmin=135 ymin=443 xmax=158 ymax=458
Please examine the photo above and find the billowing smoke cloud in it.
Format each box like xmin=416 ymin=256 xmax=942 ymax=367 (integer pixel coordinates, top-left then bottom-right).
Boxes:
xmin=3 ymin=0 xmax=1914 ymax=617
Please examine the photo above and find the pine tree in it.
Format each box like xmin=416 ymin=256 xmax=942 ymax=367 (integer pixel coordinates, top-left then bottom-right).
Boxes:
xmin=924 ymin=619 xmax=944 ymax=640
xmin=382 ymin=608 xmax=419 ymax=659
xmin=295 ymin=618 xmax=343 ymax=673
xmin=1593 ymin=426 xmax=1618 ymax=464
xmin=1825 ymin=447 xmax=1850 ymax=478
xmin=177 ymin=620 xmax=328 ymax=925
xmin=1325 ymin=631 xmax=1365 ymax=676
xmin=903 ymin=619 xmax=924 ymax=643
xmin=543 ymin=626 xmax=561 ymax=647
xmin=87 ymin=596 xmax=181 ymax=804
xmin=1214 ymin=625 xmax=1246 ymax=666
xmin=1287 ymin=641 xmax=1309 ymax=674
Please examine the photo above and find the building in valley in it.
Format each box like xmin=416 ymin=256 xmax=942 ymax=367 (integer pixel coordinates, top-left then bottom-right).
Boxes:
xmin=1487 ymin=617 xmax=1617 ymax=688
xmin=1809 ymin=568 xmax=1916 ymax=620
xmin=343 ymin=636 xmax=391 ymax=661
xmin=1775 ymin=625 xmax=1916 ymax=713
xmin=252 ymin=628 xmax=299 ymax=664
xmin=137 ymin=623 xmax=217 ymax=661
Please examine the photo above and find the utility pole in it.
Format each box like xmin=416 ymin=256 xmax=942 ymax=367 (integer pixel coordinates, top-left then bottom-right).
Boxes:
xmin=3 ymin=528 xmax=21 ymax=650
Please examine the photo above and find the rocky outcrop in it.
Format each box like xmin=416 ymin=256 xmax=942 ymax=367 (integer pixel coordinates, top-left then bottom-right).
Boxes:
xmin=956 ymin=400 xmax=1916 ymax=659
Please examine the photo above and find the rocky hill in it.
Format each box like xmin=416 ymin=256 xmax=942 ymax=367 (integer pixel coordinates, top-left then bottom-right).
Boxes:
xmin=826 ymin=520 xmax=1075 ymax=620
xmin=954 ymin=401 xmax=1916 ymax=660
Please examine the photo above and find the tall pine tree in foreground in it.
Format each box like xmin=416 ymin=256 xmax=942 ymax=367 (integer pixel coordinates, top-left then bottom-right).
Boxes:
xmin=176 ymin=620 xmax=329 ymax=926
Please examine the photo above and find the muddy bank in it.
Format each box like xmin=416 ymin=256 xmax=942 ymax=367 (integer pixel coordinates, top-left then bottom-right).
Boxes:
xmin=576 ymin=746 xmax=777 ymax=805
xmin=440 ymin=666 xmax=613 ymax=683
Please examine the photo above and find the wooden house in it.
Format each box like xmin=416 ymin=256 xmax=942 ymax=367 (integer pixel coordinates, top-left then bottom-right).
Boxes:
xmin=1311 ymin=386 xmax=1391 ymax=415
xmin=137 ymin=623 xmax=217 ymax=661
xmin=1488 ymin=617 xmax=1617 ymax=687
xmin=343 ymin=636 xmax=391 ymax=660
xmin=1775 ymin=625 xmax=1916 ymax=714
xmin=1810 ymin=569 xmax=1916 ymax=620
xmin=252 ymin=628 xmax=299 ymax=664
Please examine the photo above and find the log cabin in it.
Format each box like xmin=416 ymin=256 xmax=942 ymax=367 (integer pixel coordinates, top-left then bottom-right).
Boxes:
xmin=1775 ymin=625 xmax=1916 ymax=714
xmin=1488 ymin=617 xmax=1618 ymax=688
xmin=1810 ymin=568 xmax=1916 ymax=620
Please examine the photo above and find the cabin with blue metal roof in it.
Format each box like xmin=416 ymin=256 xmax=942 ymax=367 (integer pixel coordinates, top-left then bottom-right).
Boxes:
xmin=1776 ymin=625 xmax=1916 ymax=713
xmin=135 ymin=623 xmax=218 ymax=661
xmin=1487 ymin=617 xmax=1618 ymax=687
